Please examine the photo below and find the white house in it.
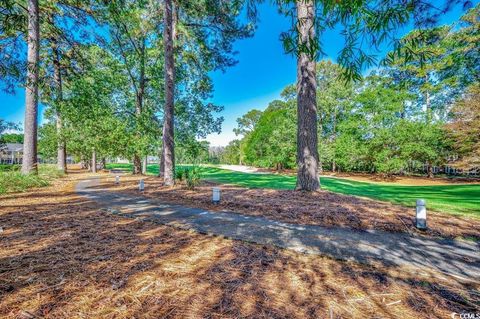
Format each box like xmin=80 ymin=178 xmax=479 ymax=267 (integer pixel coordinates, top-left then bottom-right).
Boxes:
xmin=0 ymin=143 xmax=23 ymax=164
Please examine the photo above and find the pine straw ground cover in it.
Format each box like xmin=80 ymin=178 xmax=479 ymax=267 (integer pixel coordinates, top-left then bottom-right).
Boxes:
xmin=107 ymin=175 xmax=480 ymax=241
xmin=0 ymin=171 xmax=479 ymax=318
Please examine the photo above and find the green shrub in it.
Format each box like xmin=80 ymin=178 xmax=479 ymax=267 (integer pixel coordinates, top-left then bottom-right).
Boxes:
xmin=0 ymin=164 xmax=64 ymax=195
xmin=174 ymin=166 xmax=201 ymax=189
xmin=185 ymin=167 xmax=201 ymax=189
xmin=175 ymin=168 xmax=185 ymax=181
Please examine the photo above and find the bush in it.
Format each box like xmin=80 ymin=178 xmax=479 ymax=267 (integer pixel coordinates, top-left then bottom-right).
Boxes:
xmin=185 ymin=167 xmax=201 ymax=189
xmin=0 ymin=165 xmax=64 ymax=195
xmin=175 ymin=169 xmax=185 ymax=181
xmin=174 ymin=166 xmax=201 ymax=189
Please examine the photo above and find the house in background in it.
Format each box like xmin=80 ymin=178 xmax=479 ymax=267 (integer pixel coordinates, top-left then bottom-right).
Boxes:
xmin=0 ymin=143 xmax=76 ymax=165
xmin=0 ymin=143 xmax=23 ymax=164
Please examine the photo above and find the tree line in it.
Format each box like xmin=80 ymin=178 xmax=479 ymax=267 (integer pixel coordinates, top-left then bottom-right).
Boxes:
xmin=1 ymin=0 xmax=475 ymax=190
xmin=221 ymin=5 xmax=479 ymax=178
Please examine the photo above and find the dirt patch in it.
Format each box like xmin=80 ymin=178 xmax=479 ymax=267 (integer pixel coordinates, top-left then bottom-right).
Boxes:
xmin=108 ymin=175 xmax=480 ymax=241
xmin=1 ymin=170 xmax=479 ymax=318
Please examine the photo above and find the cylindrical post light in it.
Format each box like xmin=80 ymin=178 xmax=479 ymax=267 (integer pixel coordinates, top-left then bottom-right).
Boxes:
xmin=212 ymin=187 xmax=220 ymax=204
xmin=416 ymin=199 xmax=427 ymax=229
xmin=115 ymin=176 xmax=120 ymax=185
xmin=139 ymin=179 xmax=145 ymax=191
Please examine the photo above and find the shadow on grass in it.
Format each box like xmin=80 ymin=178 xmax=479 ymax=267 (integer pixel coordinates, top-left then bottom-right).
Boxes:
xmin=107 ymin=164 xmax=480 ymax=218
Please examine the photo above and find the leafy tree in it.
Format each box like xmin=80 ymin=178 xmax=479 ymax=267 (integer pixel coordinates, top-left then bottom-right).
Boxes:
xmin=233 ymin=109 xmax=263 ymax=136
xmin=0 ymin=133 xmax=23 ymax=144
xmin=221 ymin=140 xmax=241 ymax=165
xmin=243 ymin=100 xmax=297 ymax=170
xmin=38 ymin=122 xmax=58 ymax=160
xmin=98 ymin=0 xmax=164 ymax=174
xmin=316 ymin=60 xmax=354 ymax=172
xmin=160 ymin=0 xmax=256 ymax=185
xmin=0 ymin=119 xmax=17 ymax=149
xmin=447 ymin=84 xmax=480 ymax=169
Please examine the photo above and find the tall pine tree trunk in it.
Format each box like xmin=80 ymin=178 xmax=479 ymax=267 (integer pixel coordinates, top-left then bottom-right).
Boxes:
xmin=158 ymin=144 xmax=164 ymax=177
xmin=425 ymin=75 xmax=433 ymax=178
xmin=133 ymin=37 xmax=146 ymax=175
xmin=52 ymin=39 xmax=67 ymax=173
xmin=295 ymin=0 xmax=320 ymax=191
xmin=22 ymin=0 xmax=40 ymax=175
xmin=162 ymin=0 xmax=175 ymax=186
xmin=91 ymin=149 xmax=97 ymax=173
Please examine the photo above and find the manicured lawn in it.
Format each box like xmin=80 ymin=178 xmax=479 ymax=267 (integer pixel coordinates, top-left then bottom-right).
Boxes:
xmin=107 ymin=163 xmax=480 ymax=218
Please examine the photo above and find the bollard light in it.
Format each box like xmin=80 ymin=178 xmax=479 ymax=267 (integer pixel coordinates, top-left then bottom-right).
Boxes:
xmin=212 ymin=187 xmax=220 ymax=204
xmin=416 ymin=199 xmax=427 ymax=229
xmin=115 ymin=176 xmax=120 ymax=185
xmin=139 ymin=179 xmax=145 ymax=191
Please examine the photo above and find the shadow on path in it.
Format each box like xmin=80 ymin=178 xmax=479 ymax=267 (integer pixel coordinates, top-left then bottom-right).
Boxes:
xmin=76 ymin=177 xmax=480 ymax=281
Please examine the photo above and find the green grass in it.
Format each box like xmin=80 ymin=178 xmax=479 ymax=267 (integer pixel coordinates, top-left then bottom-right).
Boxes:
xmin=107 ymin=163 xmax=480 ymax=218
xmin=0 ymin=164 xmax=65 ymax=195
xmin=0 ymin=164 xmax=20 ymax=172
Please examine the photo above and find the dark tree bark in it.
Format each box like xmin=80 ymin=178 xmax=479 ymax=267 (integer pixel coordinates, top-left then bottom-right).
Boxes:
xmin=22 ymin=0 xmax=40 ymax=175
xmin=91 ymin=149 xmax=97 ymax=173
xmin=52 ymin=39 xmax=67 ymax=173
xmin=295 ymin=0 xmax=320 ymax=191
xmin=133 ymin=155 xmax=142 ymax=174
xmin=162 ymin=0 xmax=175 ymax=186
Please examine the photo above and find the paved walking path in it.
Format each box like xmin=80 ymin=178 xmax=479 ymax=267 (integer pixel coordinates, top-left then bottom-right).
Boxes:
xmin=76 ymin=176 xmax=480 ymax=281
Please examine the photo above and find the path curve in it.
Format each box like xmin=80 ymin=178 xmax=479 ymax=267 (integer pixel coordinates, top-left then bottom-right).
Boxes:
xmin=76 ymin=176 xmax=480 ymax=281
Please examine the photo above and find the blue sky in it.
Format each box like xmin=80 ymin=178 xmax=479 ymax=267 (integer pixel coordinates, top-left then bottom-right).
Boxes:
xmin=0 ymin=2 xmax=474 ymax=145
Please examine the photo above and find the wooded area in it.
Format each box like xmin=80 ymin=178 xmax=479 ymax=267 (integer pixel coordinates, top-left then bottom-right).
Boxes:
xmin=222 ymin=7 xmax=479 ymax=177
xmin=2 ymin=0 xmax=477 ymax=191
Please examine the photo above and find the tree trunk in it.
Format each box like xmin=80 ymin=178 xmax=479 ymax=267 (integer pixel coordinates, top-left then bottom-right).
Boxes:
xmin=133 ymin=37 xmax=146 ymax=175
xmin=162 ymin=0 xmax=175 ymax=186
xmin=21 ymin=0 xmax=40 ymax=175
xmin=142 ymin=156 xmax=147 ymax=175
xmin=158 ymin=145 xmax=164 ymax=177
xmin=101 ymin=157 xmax=106 ymax=170
xmin=52 ymin=39 xmax=67 ymax=173
xmin=427 ymin=162 xmax=434 ymax=178
xmin=80 ymin=155 xmax=88 ymax=169
xmin=295 ymin=0 xmax=320 ymax=191
xmin=425 ymin=90 xmax=431 ymax=123
xmin=332 ymin=160 xmax=336 ymax=173
xmin=91 ymin=149 xmax=97 ymax=173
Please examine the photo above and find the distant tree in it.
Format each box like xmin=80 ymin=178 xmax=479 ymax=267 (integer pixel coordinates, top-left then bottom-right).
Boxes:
xmin=243 ymin=100 xmax=297 ymax=170
xmin=447 ymin=84 xmax=480 ymax=169
xmin=316 ymin=61 xmax=355 ymax=172
xmin=38 ymin=122 xmax=58 ymax=160
xmin=0 ymin=119 xmax=17 ymax=149
xmin=221 ymin=140 xmax=241 ymax=165
xmin=0 ymin=133 xmax=23 ymax=144
xmin=233 ymin=109 xmax=263 ymax=136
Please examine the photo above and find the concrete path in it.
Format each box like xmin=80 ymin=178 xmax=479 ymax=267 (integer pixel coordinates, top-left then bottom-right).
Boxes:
xmin=76 ymin=176 xmax=480 ymax=281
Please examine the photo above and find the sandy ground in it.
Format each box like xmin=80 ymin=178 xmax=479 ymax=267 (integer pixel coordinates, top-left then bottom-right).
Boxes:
xmin=218 ymin=165 xmax=480 ymax=186
xmin=1 ymin=169 xmax=479 ymax=318
xmin=109 ymin=175 xmax=480 ymax=241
